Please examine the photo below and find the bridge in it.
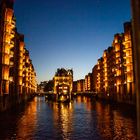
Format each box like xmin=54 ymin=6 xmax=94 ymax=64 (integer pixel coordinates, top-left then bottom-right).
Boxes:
xmin=35 ymin=92 xmax=98 ymax=101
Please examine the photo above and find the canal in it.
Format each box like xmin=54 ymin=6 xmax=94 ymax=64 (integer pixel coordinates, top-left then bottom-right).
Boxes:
xmin=0 ymin=96 xmax=137 ymax=140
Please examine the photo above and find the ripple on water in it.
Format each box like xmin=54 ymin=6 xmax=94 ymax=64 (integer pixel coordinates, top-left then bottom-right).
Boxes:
xmin=0 ymin=97 xmax=137 ymax=140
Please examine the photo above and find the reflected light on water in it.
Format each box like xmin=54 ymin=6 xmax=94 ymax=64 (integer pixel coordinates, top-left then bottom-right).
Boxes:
xmin=0 ymin=96 xmax=137 ymax=139
xmin=52 ymin=102 xmax=73 ymax=139
xmin=95 ymin=101 xmax=137 ymax=139
xmin=15 ymin=97 xmax=38 ymax=139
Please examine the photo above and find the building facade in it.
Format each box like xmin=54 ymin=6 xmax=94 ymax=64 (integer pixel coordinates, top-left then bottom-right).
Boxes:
xmin=53 ymin=68 xmax=73 ymax=95
xmin=73 ymin=81 xmax=77 ymax=93
xmin=0 ymin=0 xmax=37 ymax=111
xmin=0 ymin=0 xmax=15 ymax=95
xmin=85 ymin=73 xmax=92 ymax=92
xmin=92 ymin=22 xmax=135 ymax=104
xmin=92 ymin=64 xmax=98 ymax=92
xmin=77 ymin=79 xmax=85 ymax=92
xmin=96 ymin=58 xmax=104 ymax=94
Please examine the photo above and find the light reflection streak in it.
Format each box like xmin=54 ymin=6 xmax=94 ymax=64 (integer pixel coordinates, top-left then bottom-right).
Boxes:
xmin=52 ymin=102 xmax=73 ymax=140
xmin=15 ymin=97 xmax=38 ymax=139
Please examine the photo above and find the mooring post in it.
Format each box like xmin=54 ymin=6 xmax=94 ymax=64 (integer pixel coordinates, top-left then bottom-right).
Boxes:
xmin=131 ymin=0 xmax=140 ymax=139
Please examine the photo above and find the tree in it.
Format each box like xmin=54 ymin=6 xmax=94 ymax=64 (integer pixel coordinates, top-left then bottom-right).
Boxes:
xmin=44 ymin=80 xmax=54 ymax=92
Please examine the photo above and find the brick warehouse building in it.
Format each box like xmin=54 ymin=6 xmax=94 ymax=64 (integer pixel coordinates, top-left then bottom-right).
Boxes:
xmin=92 ymin=22 xmax=135 ymax=104
xmin=0 ymin=0 xmax=37 ymax=111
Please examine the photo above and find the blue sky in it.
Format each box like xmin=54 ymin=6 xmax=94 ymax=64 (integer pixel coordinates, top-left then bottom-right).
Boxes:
xmin=14 ymin=0 xmax=131 ymax=83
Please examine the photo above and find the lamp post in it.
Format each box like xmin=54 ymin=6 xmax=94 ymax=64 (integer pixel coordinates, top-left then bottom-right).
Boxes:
xmin=131 ymin=1 xmax=140 ymax=139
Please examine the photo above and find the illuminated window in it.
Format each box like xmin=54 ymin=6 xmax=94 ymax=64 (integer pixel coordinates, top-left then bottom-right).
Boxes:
xmin=19 ymin=59 xmax=23 ymax=63
xmin=126 ymin=50 xmax=131 ymax=57
xmin=4 ymin=45 xmax=10 ymax=54
xmin=20 ymin=52 xmax=23 ymax=57
xmin=124 ymin=34 xmax=131 ymax=41
xmin=127 ymin=65 xmax=132 ymax=72
xmin=3 ymin=55 xmax=9 ymax=65
xmin=20 ymin=42 xmax=24 ymax=51
xmin=3 ymin=68 xmax=9 ymax=80
xmin=116 ymin=70 xmax=121 ymax=76
xmin=18 ymin=71 xmax=22 ymax=76
xmin=5 ymin=10 xmax=13 ymax=22
xmin=5 ymin=24 xmax=11 ymax=33
xmin=103 ymin=52 xmax=106 ymax=57
xmin=114 ymin=38 xmax=118 ymax=43
xmin=126 ymin=57 xmax=132 ymax=64
xmin=115 ymin=44 xmax=120 ymax=52
xmin=4 ymin=34 xmax=11 ymax=43
xmin=9 ymin=77 xmax=13 ymax=82
xmin=116 ymin=52 xmax=120 ymax=58
xmin=19 ymin=64 xmax=23 ymax=70
xmin=10 ymin=61 xmax=14 ymax=66
xmin=125 ymin=43 xmax=131 ymax=49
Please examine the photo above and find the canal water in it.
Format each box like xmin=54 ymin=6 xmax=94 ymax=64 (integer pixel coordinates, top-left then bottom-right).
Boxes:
xmin=0 ymin=96 xmax=137 ymax=140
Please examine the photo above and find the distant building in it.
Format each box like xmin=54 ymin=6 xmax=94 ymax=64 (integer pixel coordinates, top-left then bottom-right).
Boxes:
xmin=96 ymin=58 xmax=104 ymax=94
xmin=53 ymin=68 xmax=73 ymax=94
xmin=92 ymin=64 xmax=98 ymax=92
xmin=38 ymin=81 xmax=48 ymax=92
xmin=73 ymin=81 xmax=77 ymax=92
xmin=85 ymin=73 xmax=92 ymax=92
xmin=77 ymin=79 xmax=85 ymax=92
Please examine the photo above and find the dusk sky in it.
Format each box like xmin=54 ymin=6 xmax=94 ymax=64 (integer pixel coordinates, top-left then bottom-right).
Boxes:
xmin=14 ymin=0 xmax=131 ymax=83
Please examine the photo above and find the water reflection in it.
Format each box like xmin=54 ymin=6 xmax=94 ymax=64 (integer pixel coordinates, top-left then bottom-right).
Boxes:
xmin=95 ymin=101 xmax=137 ymax=140
xmin=0 ymin=97 xmax=38 ymax=139
xmin=0 ymin=96 xmax=137 ymax=140
xmin=15 ymin=97 xmax=38 ymax=139
xmin=52 ymin=102 xmax=73 ymax=139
